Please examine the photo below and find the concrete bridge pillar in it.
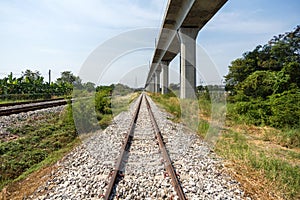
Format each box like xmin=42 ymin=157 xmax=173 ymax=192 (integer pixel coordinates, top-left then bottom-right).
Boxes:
xmin=155 ymin=70 xmax=161 ymax=93
xmin=149 ymin=76 xmax=155 ymax=92
xmin=178 ymin=27 xmax=198 ymax=99
xmin=161 ymin=61 xmax=169 ymax=94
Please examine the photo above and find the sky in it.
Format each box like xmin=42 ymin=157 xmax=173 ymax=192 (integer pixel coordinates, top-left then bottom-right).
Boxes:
xmin=0 ymin=0 xmax=299 ymax=87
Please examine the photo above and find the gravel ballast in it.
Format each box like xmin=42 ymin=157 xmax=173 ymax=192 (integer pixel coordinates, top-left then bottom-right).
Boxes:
xmin=23 ymin=95 xmax=250 ymax=199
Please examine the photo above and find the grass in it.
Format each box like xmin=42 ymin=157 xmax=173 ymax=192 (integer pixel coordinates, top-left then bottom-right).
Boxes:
xmin=111 ymin=92 xmax=139 ymax=116
xmin=15 ymin=137 xmax=80 ymax=182
xmin=0 ymin=99 xmax=32 ymax=104
xmin=150 ymin=92 xmax=300 ymax=199
xmin=0 ymin=104 xmax=78 ymax=191
xmin=278 ymin=128 xmax=300 ymax=148
xmin=198 ymin=119 xmax=209 ymax=137
xmin=150 ymin=93 xmax=181 ymax=121
xmin=98 ymin=92 xmax=139 ymax=129
xmin=216 ymin=130 xmax=300 ymax=198
xmin=0 ymin=95 xmax=68 ymax=104
xmin=0 ymin=92 xmax=139 ymax=195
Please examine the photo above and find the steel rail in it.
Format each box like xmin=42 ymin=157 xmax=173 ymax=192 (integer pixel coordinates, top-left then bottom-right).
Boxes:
xmin=104 ymin=94 xmax=144 ymax=200
xmin=144 ymin=95 xmax=186 ymax=200
xmin=0 ymin=98 xmax=65 ymax=108
xmin=104 ymin=93 xmax=186 ymax=199
xmin=0 ymin=99 xmax=68 ymax=116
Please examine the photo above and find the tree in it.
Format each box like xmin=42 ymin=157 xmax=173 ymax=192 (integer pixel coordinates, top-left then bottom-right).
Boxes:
xmin=22 ymin=70 xmax=43 ymax=84
xmin=224 ymin=26 xmax=300 ymax=128
xmin=56 ymin=71 xmax=83 ymax=94
xmin=225 ymin=26 xmax=300 ymax=96
xmin=56 ymin=71 xmax=77 ymax=85
xmin=84 ymin=82 xmax=95 ymax=92
xmin=0 ymin=70 xmax=84 ymax=100
xmin=236 ymin=71 xmax=276 ymax=99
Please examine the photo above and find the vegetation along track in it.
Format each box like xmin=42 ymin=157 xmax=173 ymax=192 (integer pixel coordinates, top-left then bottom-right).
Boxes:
xmin=20 ymin=92 xmax=247 ymax=199
xmin=104 ymin=93 xmax=185 ymax=199
xmin=0 ymin=98 xmax=68 ymax=116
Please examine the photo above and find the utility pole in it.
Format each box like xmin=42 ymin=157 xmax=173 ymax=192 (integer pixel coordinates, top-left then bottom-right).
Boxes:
xmin=48 ymin=69 xmax=51 ymax=84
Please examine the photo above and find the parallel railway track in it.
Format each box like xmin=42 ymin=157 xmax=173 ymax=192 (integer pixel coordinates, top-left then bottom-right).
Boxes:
xmin=0 ymin=98 xmax=68 ymax=116
xmin=104 ymin=93 xmax=186 ymax=200
xmin=0 ymin=98 xmax=65 ymax=108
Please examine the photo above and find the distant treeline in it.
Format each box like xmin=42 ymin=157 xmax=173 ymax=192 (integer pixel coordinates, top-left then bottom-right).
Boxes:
xmin=0 ymin=70 xmax=91 ymax=100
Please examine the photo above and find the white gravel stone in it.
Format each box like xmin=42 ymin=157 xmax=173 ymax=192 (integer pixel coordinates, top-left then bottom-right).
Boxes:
xmin=25 ymin=95 xmax=250 ymax=199
xmin=0 ymin=105 xmax=65 ymax=142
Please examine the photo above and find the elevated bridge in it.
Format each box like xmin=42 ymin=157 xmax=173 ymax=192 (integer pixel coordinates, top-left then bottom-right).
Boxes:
xmin=145 ymin=0 xmax=227 ymax=98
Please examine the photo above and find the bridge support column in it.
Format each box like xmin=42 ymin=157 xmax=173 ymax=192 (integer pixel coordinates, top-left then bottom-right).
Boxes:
xmin=178 ymin=28 xmax=198 ymax=99
xmin=155 ymin=70 xmax=161 ymax=93
xmin=146 ymin=84 xmax=150 ymax=92
xmin=149 ymin=77 xmax=155 ymax=92
xmin=161 ymin=61 xmax=169 ymax=94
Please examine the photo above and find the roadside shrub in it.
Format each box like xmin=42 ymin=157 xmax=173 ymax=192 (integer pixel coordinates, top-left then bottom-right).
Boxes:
xmin=95 ymin=90 xmax=112 ymax=114
xmin=228 ymin=99 xmax=271 ymax=126
xmin=269 ymin=90 xmax=300 ymax=128
xmin=227 ymin=89 xmax=300 ymax=129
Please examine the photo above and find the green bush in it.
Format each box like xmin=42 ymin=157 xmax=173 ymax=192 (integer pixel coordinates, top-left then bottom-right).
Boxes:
xmin=269 ymin=90 xmax=300 ymax=128
xmin=72 ymin=98 xmax=98 ymax=133
xmin=227 ymin=89 xmax=300 ymax=129
xmin=228 ymin=99 xmax=271 ymax=126
xmin=224 ymin=26 xmax=300 ymax=130
xmin=95 ymin=91 xmax=112 ymax=114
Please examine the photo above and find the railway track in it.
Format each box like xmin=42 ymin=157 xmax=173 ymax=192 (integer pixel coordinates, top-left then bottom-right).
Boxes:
xmin=104 ymin=93 xmax=186 ymax=200
xmin=0 ymin=98 xmax=68 ymax=116
xmin=0 ymin=98 xmax=65 ymax=108
xmin=23 ymin=93 xmax=248 ymax=199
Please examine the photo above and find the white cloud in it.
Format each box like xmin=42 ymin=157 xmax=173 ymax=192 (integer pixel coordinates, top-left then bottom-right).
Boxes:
xmin=206 ymin=11 xmax=285 ymax=34
xmin=0 ymin=1 xmax=167 ymax=76
xmin=39 ymin=0 xmax=165 ymax=30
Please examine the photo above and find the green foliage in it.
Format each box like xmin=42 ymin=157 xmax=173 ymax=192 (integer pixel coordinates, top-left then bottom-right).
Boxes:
xmin=216 ymin=131 xmax=250 ymax=160
xmin=225 ymin=26 xmax=300 ymax=129
xmin=268 ymin=89 xmax=300 ymax=128
xmin=98 ymin=114 xmax=113 ymax=129
xmin=225 ymin=26 xmax=300 ymax=93
xmin=72 ymin=97 xmax=98 ymax=134
xmin=197 ymin=85 xmax=211 ymax=100
xmin=228 ymin=89 xmax=300 ymax=128
xmin=94 ymin=87 xmax=114 ymax=128
xmin=0 ymin=70 xmax=84 ymax=100
xmin=113 ymin=83 xmax=134 ymax=96
xmin=95 ymin=90 xmax=112 ymax=115
xmin=72 ymin=84 xmax=135 ymax=132
xmin=96 ymin=84 xmax=113 ymax=94
xmin=237 ymin=71 xmax=276 ymax=99
xmin=150 ymin=93 xmax=181 ymax=121
xmin=198 ymin=119 xmax=209 ymax=137
xmin=83 ymin=82 xmax=96 ymax=92
xmin=0 ymin=105 xmax=77 ymax=190
xmin=228 ymin=100 xmax=271 ymax=126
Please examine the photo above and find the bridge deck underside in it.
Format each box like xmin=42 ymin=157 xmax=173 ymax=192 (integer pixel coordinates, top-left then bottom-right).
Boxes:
xmin=146 ymin=0 xmax=227 ymax=85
